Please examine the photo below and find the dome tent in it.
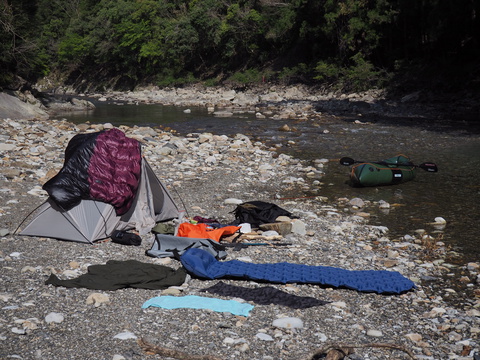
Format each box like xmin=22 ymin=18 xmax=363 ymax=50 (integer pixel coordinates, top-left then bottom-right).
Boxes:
xmin=19 ymin=128 xmax=179 ymax=243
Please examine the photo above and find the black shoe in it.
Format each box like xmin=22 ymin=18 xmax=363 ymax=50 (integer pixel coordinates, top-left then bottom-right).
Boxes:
xmin=111 ymin=230 xmax=142 ymax=246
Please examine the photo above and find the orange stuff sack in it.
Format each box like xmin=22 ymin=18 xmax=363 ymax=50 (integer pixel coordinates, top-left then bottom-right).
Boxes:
xmin=177 ymin=223 xmax=240 ymax=242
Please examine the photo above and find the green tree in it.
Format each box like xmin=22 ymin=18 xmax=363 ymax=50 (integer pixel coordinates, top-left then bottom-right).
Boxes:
xmin=0 ymin=0 xmax=47 ymax=86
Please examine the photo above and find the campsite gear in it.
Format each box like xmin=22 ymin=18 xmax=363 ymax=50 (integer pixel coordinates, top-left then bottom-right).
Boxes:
xmin=177 ymin=222 xmax=241 ymax=242
xmin=151 ymin=222 xmax=176 ymax=235
xmin=19 ymin=129 xmax=179 ymax=243
xmin=223 ymin=242 xmax=292 ymax=251
xmin=146 ymin=233 xmax=227 ymax=259
xmin=45 ymin=260 xmax=187 ymax=290
xmin=201 ymin=281 xmax=329 ymax=308
xmin=110 ymin=230 xmax=142 ymax=246
xmin=193 ymin=216 xmax=219 ymax=224
xmin=142 ymin=295 xmax=254 ymax=317
xmin=339 ymin=155 xmax=437 ymax=187
xmin=231 ymin=201 xmax=294 ymax=228
xmin=180 ymin=248 xmax=415 ymax=294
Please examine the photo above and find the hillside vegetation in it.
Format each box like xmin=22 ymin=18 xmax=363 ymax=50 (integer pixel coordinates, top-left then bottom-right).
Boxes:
xmin=1 ymin=0 xmax=479 ymax=95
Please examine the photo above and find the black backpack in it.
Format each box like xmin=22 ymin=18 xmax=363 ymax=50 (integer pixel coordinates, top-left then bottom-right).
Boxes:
xmin=231 ymin=201 xmax=293 ymax=228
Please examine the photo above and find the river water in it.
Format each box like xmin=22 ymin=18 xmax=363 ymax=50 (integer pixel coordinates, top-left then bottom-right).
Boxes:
xmin=60 ymin=101 xmax=480 ymax=265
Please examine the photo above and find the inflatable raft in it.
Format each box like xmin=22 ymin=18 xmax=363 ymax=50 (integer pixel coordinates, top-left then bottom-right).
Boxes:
xmin=350 ymin=155 xmax=417 ymax=187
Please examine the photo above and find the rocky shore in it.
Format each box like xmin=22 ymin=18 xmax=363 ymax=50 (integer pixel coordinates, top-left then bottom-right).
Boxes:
xmin=1 ymin=88 xmax=479 ymax=360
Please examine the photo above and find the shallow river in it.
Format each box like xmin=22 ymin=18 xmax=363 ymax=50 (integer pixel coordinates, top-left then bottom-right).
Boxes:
xmin=60 ymin=101 xmax=480 ymax=265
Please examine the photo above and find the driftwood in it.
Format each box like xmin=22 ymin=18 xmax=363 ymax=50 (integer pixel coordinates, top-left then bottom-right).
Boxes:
xmin=307 ymin=342 xmax=417 ymax=360
xmin=137 ymin=338 xmax=223 ymax=360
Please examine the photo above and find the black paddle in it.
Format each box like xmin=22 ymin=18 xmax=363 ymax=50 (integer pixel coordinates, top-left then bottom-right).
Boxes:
xmin=339 ymin=157 xmax=438 ymax=172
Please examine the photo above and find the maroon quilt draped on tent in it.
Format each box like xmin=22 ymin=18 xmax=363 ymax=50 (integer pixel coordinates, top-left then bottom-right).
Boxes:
xmin=42 ymin=128 xmax=142 ymax=215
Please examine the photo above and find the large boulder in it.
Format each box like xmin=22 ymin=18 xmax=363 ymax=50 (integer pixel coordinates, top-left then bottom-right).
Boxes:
xmin=0 ymin=91 xmax=49 ymax=120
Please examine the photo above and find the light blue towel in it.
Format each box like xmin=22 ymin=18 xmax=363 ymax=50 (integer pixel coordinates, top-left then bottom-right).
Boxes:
xmin=142 ymin=295 xmax=254 ymax=317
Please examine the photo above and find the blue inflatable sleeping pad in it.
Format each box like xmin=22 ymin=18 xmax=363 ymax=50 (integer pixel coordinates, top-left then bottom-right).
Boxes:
xmin=180 ymin=248 xmax=415 ymax=294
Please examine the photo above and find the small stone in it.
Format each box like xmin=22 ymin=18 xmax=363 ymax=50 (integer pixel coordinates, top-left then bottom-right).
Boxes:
xmin=467 ymin=262 xmax=479 ymax=271
xmin=161 ymin=288 xmax=181 ymax=296
xmin=224 ymin=198 xmax=243 ymax=205
xmin=349 ymin=198 xmax=365 ymax=208
xmin=45 ymin=312 xmax=64 ymax=324
xmin=69 ymin=261 xmax=80 ymax=269
xmin=290 ymin=219 xmax=306 ymax=235
xmin=0 ymin=143 xmax=16 ymax=151
xmin=434 ymin=217 xmax=446 ymax=224
xmin=259 ymin=222 xmax=292 ymax=235
xmin=223 ymin=337 xmax=235 ymax=344
xmin=378 ymin=200 xmax=390 ymax=209
xmin=272 ymin=317 xmax=303 ymax=329
xmin=237 ymin=342 xmax=249 ymax=352
xmin=21 ymin=266 xmax=37 ymax=273
xmin=154 ymin=257 xmax=172 ymax=265
xmin=424 ymin=307 xmax=446 ymax=318
xmin=11 ymin=327 xmax=26 ymax=335
xmin=387 ymin=250 xmax=399 ymax=258
xmin=405 ymin=333 xmax=423 ymax=342
xmin=256 ymin=333 xmax=274 ymax=341
xmin=0 ymin=228 xmax=9 ymax=236
xmin=366 ymin=329 xmax=383 ymax=337
xmin=330 ymin=301 xmax=347 ymax=308
xmin=86 ymin=293 xmax=110 ymax=307
xmin=113 ymin=331 xmax=137 ymax=340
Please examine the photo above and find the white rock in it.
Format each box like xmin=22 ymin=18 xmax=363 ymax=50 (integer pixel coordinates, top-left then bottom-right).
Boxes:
xmin=21 ymin=266 xmax=37 ymax=273
xmin=11 ymin=327 xmax=26 ymax=335
xmin=0 ymin=293 xmax=13 ymax=302
xmin=45 ymin=312 xmax=64 ymax=324
xmin=223 ymin=337 xmax=235 ymax=344
xmin=290 ymin=219 xmax=306 ymax=235
xmin=86 ymin=293 xmax=110 ymax=307
xmin=272 ymin=317 xmax=304 ymax=329
xmin=315 ymin=333 xmax=328 ymax=342
xmin=387 ymin=250 xmax=399 ymax=259
xmin=261 ymin=230 xmax=279 ymax=237
xmin=224 ymin=198 xmax=243 ymax=205
xmin=205 ymin=155 xmax=216 ymax=165
xmin=113 ymin=331 xmax=137 ymax=340
xmin=349 ymin=197 xmax=365 ymax=208
xmin=0 ymin=143 xmax=16 ymax=151
xmin=238 ymin=223 xmax=251 ymax=233
xmin=405 ymin=333 xmax=423 ymax=342
xmin=424 ymin=307 xmax=446 ymax=318
xmin=434 ymin=217 xmax=446 ymax=224
xmin=236 ymin=256 xmax=253 ymax=263
xmin=330 ymin=301 xmax=347 ymax=308
xmin=366 ymin=329 xmax=383 ymax=337
xmin=256 ymin=333 xmax=274 ymax=341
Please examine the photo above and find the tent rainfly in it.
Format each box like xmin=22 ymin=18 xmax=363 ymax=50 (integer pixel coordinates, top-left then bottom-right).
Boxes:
xmin=19 ymin=128 xmax=179 ymax=243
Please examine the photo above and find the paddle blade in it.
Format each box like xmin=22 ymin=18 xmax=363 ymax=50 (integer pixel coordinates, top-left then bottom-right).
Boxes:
xmin=340 ymin=157 xmax=355 ymax=166
xmin=418 ymin=162 xmax=438 ymax=172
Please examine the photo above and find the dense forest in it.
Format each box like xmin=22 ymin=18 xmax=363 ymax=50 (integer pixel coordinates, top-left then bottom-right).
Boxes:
xmin=1 ymin=0 xmax=479 ymax=94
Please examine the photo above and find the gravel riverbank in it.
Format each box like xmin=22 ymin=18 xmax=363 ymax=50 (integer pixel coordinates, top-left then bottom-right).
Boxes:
xmin=1 ymin=94 xmax=479 ymax=360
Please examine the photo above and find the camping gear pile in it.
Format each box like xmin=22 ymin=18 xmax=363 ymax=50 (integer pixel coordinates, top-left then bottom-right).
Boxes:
xmin=19 ymin=129 xmax=416 ymax=312
xmin=19 ymin=128 xmax=179 ymax=243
